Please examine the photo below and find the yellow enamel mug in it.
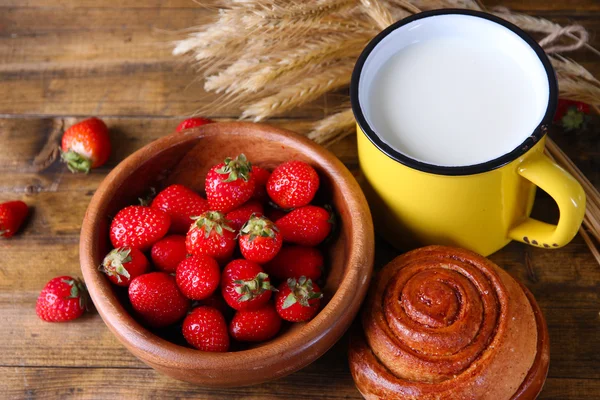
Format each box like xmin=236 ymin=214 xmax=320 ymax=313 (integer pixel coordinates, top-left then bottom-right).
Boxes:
xmin=351 ymin=10 xmax=586 ymax=256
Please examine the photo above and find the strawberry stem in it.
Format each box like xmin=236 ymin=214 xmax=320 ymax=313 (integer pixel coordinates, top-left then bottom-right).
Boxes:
xmin=216 ymin=154 xmax=252 ymax=182
xmin=191 ymin=211 xmax=235 ymax=238
xmin=239 ymin=215 xmax=278 ymax=241
xmin=60 ymin=149 xmax=92 ymax=174
xmin=233 ymin=272 xmax=276 ymax=302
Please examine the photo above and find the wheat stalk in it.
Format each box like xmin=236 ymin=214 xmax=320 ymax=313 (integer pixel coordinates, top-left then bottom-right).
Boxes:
xmin=308 ymin=108 xmax=356 ymax=145
xmin=241 ymin=61 xmax=355 ymax=121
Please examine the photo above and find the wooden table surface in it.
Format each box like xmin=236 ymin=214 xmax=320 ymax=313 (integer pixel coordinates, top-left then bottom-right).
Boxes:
xmin=1 ymin=1 xmax=599 ymax=399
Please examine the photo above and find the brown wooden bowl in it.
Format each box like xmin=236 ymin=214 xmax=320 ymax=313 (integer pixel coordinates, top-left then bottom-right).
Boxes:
xmin=80 ymin=122 xmax=375 ymax=387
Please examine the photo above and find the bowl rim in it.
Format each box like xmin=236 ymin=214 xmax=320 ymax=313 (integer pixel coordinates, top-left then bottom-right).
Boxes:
xmin=80 ymin=121 xmax=375 ymax=378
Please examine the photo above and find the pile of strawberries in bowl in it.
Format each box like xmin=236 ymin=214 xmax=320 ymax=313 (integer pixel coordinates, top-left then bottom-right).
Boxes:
xmin=100 ymin=154 xmax=334 ymax=352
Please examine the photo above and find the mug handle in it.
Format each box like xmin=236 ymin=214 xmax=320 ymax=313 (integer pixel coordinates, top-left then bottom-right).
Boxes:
xmin=508 ymin=152 xmax=586 ymax=249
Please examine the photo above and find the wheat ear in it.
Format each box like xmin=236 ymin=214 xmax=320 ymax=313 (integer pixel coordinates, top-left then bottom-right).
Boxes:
xmin=241 ymin=61 xmax=355 ymax=121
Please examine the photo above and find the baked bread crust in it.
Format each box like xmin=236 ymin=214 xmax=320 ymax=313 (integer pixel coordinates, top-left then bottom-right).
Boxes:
xmin=348 ymin=246 xmax=549 ymax=400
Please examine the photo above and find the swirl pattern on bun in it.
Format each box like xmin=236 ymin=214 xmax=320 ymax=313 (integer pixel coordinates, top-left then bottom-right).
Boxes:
xmin=349 ymin=246 xmax=549 ymax=400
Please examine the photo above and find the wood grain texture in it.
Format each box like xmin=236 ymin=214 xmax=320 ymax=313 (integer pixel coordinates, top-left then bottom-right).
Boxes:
xmin=0 ymin=0 xmax=599 ymax=398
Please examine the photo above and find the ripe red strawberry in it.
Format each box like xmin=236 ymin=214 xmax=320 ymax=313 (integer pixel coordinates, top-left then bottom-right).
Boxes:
xmin=36 ymin=276 xmax=88 ymax=322
xmin=230 ymin=304 xmax=282 ymax=342
xmin=186 ymin=211 xmax=236 ymax=263
xmin=264 ymin=246 xmax=323 ymax=281
xmin=110 ymin=206 xmax=171 ymax=251
xmin=0 ymin=200 xmax=28 ymax=238
xmin=251 ymin=165 xmax=271 ymax=202
xmin=239 ymin=215 xmax=282 ymax=263
xmin=267 ymin=160 xmax=319 ymax=209
xmin=60 ymin=117 xmax=111 ymax=173
xmin=151 ymin=235 xmax=188 ymax=273
xmin=275 ymin=205 xmax=332 ymax=246
xmin=225 ymin=200 xmax=264 ymax=232
xmin=275 ymin=277 xmax=322 ymax=322
xmin=100 ymin=247 xmax=149 ymax=287
xmin=182 ymin=306 xmax=229 ymax=352
xmin=176 ymin=255 xmax=220 ymax=300
xmin=205 ymin=154 xmax=255 ymax=213
xmin=128 ymin=272 xmax=190 ymax=327
xmin=221 ymin=259 xmax=274 ymax=311
xmin=176 ymin=117 xmax=214 ymax=132
xmin=151 ymin=184 xmax=209 ymax=234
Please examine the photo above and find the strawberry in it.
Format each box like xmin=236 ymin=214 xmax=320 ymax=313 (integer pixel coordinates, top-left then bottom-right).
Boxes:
xmin=176 ymin=255 xmax=220 ymax=300
xmin=36 ymin=276 xmax=88 ymax=322
xmin=251 ymin=165 xmax=271 ymax=202
xmin=239 ymin=215 xmax=282 ymax=264
xmin=0 ymin=200 xmax=28 ymax=238
xmin=151 ymin=184 xmax=209 ymax=234
xmin=275 ymin=277 xmax=322 ymax=322
xmin=225 ymin=200 xmax=264 ymax=232
xmin=230 ymin=304 xmax=282 ymax=342
xmin=554 ymin=99 xmax=591 ymax=131
xmin=110 ymin=206 xmax=171 ymax=251
xmin=267 ymin=160 xmax=319 ymax=209
xmin=264 ymin=246 xmax=323 ymax=281
xmin=60 ymin=117 xmax=111 ymax=173
xmin=182 ymin=306 xmax=229 ymax=352
xmin=186 ymin=211 xmax=236 ymax=263
xmin=205 ymin=154 xmax=255 ymax=213
xmin=128 ymin=272 xmax=190 ymax=328
xmin=100 ymin=247 xmax=149 ymax=287
xmin=150 ymin=235 xmax=188 ymax=273
xmin=176 ymin=117 xmax=214 ymax=132
xmin=221 ymin=259 xmax=274 ymax=311
xmin=275 ymin=205 xmax=332 ymax=246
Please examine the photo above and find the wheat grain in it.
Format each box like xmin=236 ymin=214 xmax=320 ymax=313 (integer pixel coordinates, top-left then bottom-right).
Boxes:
xmin=360 ymin=0 xmax=395 ymax=29
xmin=308 ymin=108 xmax=356 ymax=145
xmin=241 ymin=61 xmax=354 ymax=121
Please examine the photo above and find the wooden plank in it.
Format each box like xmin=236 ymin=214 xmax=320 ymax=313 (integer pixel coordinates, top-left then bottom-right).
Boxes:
xmin=1 ymin=355 xmax=599 ymax=399
xmin=1 ymin=4 xmax=599 ymax=117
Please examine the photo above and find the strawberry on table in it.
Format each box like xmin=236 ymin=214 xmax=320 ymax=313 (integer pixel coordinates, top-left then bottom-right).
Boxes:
xmin=225 ymin=200 xmax=264 ymax=232
xmin=151 ymin=184 xmax=209 ymax=234
xmin=275 ymin=277 xmax=322 ymax=322
xmin=251 ymin=165 xmax=271 ymax=203
xmin=230 ymin=304 xmax=282 ymax=342
xmin=239 ymin=215 xmax=282 ymax=264
xmin=221 ymin=259 xmax=274 ymax=311
xmin=36 ymin=276 xmax=88 ymax=322
xmin=101 ymin=247 xmax=149 ymax=287
xmin=151 ymin=235 xmax=188 ymax=273
xmin=110 ymin=205 xmax=171 ymax=251
xmin=60 ymin=117 xmax=111 ymax=173
xmin=554 ymin=99 xmax=591 ymax=131
xmin=267 ymin=160 xmax=319 ymax=209
xmin=0 ymin=200 xmax=28 ymax=238
xmin=176 ymin=117 xmax=214 ymax=132
xmin=205 ymin=154 xmax=255 ymax=213
xmin=275 ymin=205 xmax=332 ymax=246
xmin=128 ymin=272 xmax=190 ymax=328
xmin=176 ymin=255 xmax=220 ymax=300
xmin=186 ymin=211 xmax=236 ymax=263
xmin=182 ymin=306 xmax=229 ymax=352
xmin=264 ymin=246 xmax=323 ymax=281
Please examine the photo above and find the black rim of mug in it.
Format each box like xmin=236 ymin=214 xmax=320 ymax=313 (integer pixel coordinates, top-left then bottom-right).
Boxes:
xmin=350 ymin=9 xmax=558 ymax=176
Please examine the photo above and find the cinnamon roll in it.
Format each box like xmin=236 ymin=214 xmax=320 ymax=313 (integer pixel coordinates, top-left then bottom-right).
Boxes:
xmin=349 ymin=246 xmax=549 ymax=399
